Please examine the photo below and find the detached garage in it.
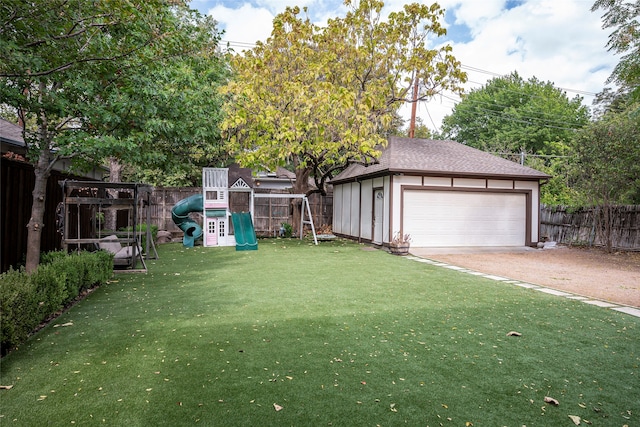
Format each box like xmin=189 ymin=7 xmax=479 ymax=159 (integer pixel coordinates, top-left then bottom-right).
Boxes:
xmin=331 ymin=137 xmax=550 ymax=248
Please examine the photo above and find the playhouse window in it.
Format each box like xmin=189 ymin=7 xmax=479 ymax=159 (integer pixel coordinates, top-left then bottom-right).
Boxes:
xmin=219 ymin=220 xmax=225 ymax=237
xmin=206 ymin=190 xmax=218 ymax=200
xmin=208 ymin=221 xmax=216 ymax=234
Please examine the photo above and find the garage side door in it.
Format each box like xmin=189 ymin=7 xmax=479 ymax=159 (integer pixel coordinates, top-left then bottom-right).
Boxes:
xmin=403 ymin=190 xmax=527 ymax=247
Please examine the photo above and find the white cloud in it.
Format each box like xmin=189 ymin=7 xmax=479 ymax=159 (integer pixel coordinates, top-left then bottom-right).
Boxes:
xmin=207 ymin=3 xmax=276 ymax=49
xmin=440 ymin=0 xmax=506 ymax=30
xmin=418 ymin=0 xmax=618 ymax=131
xmin=205 ymin=0 xmax=346 ymax=50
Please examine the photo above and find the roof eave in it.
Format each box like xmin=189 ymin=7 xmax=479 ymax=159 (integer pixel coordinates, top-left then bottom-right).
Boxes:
xmin=388 ymin=168 xmax=551 ymax=181
xmin=332 ymin=168 xmax=550 ymax=184
xmin=330 ymin=168 xmax=390 ymax=184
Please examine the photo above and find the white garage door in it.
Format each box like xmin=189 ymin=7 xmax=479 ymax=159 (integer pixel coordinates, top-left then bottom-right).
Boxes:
xmin=403 ymin=190 xmax=526 ymax=247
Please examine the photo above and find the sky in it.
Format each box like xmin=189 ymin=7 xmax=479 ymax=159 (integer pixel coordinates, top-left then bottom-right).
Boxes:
xmin=189 ymin=0 xmax=618 ymax=132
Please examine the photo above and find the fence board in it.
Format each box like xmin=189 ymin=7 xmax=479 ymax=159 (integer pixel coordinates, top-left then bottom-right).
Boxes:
xmin=149 ymin=187 xmax=200 ymax=235
xmin=1 ymin=158 xmax=96 ymax=272
xmin=541 ymin=205 xmax=640 ymax=250
xmin=149 ymin=187 xmax=333 ymax=238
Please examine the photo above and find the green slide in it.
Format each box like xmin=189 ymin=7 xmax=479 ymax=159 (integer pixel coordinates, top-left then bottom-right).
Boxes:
xmin=231 ymin=212 xmax=258 ymax=251
xmin=171 ymin=194 xmax=203 ymax=248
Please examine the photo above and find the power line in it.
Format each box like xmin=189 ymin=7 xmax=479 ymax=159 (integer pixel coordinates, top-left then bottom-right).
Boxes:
xmin=221 ymin=40 xmax=258 ymax=50
xmin=461 ymin=65 xmax=599 ymax=97
xmin=554 ymin=86 xmax=598 ymax=97
xmin=425 ymin=104 xmax=438 ymax=131
xmin=465 ymin=78 xmax=598 ymax=98
xmin=438 ymin=93 xmax=585 ymax=131
xmin=440 ymin=92 xmax=588 ymax=126
xmin=224 ymin=37 xmax=598 ymax=98
xmin=460 ymin=64 xmax=504 ymax=77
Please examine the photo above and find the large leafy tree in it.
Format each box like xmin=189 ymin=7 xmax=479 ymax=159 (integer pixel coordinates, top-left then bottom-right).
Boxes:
xmin=120 ymin=49 xmax=230 ymax=187
xmin=78 ymin=8 xmax=229 ymax=187
xmin=591 ymin=86 xmax=634 ymax=118
xmin=571 ymin=105 xmax=640 ymax=250
xmin=440 ymin=72 xmax=590 ymax=155
xmin=592 ymin=0 xmax=640 ymax=104
xmin=221 ymin=0 xmax=466 ymax=196
xmin=0 ymin=0 xmax=226 ymax=272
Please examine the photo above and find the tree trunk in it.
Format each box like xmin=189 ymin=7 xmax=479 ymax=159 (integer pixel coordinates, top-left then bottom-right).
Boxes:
xmin=25 ymin=150 xmax=53 ymax=273
xmin=105 ymin=157 xmax=123 ymax=231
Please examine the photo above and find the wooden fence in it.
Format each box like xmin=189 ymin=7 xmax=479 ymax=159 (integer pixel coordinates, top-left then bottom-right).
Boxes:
xmin=540 ymin=205 xmax=640 ymax=250
xmin=148 ymin=187 xmax=333 ymax=238
xmin=149 ymin=187 xmax=200 ymax=234
xmin=1 ymin=158 xmax=95 ymax=272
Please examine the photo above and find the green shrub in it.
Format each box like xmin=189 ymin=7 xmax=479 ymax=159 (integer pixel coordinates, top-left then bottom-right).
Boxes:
xmin=38 ymin=251 xmax=112 ymax=303
xmin=40 ymin=250 xmax=68 ymax=265
xmin=31 ymin=262 xmax=68 ymax=316
xmin=281 ymin=222 xmax=293 ymax=238
xmin=0 ymin=268 xmax=39 ymax=354
xmin=121 ymin=223 xmax=158 ymax=253
xmin=0 ymin=250 xmax=113 ymax=356
xmin=62 ymin=255 xmax=84 ymax=300
xmin=79 ymin=251 xmax=113 ymax=291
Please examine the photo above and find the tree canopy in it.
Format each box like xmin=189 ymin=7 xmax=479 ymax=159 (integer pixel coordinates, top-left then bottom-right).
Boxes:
xmin=570 ymin=103 xmax=640 ymax=250
xmin=77 ymin=7 xmax=230 ymax=186
xmin=572 ymin=104 xmax=640 ymax=206
xmin=221 ymin=0 xmax=466 ymax=195
xmin=1 ymin=0 xmax=228 ymax=271
xmin=592 ymin=0 xmax=640 ymax=103
xmin=440 ymin=72 xmax=590 ymax=156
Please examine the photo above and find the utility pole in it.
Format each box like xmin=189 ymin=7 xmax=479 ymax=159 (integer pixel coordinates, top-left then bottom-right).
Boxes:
xmin=408 ymin=76 xmax=419 ymax=138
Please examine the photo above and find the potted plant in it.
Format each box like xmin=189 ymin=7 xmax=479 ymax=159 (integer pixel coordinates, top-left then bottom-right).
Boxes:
xmin=389 ymin=231 xmax=411 ymax=255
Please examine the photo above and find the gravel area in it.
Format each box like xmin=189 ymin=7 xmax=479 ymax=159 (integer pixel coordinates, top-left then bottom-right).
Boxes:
xmin=412 ymin=246 xmax=640 ymax=308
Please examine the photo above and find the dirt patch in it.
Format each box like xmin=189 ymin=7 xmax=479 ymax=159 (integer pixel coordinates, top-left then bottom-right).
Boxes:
xmin=423 ymin=246 xmax=640 ymax=308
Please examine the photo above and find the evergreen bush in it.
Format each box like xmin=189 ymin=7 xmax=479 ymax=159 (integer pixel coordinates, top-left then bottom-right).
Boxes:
xmin=0 ymin=250 xmax=113 ymax=356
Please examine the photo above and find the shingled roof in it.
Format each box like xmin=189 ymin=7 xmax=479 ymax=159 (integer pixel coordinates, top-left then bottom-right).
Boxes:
xmin=228 ymin=163 xmax=255 ymax=188
xmin=331 ymin=136 xmax=550 ymax=183
xmin=0 ymin=118 xmax=25 ymax=147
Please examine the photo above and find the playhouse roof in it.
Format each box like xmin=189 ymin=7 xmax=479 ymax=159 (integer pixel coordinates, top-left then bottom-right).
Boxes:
xmin=228 ymin=163 xmax=254 ymax=188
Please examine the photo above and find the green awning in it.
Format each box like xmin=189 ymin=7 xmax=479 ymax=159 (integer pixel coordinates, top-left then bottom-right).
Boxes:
xmin=205 ymin=209 xmax=227 ymax=218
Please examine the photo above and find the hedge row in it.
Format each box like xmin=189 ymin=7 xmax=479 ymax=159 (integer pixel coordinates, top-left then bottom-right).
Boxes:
xmin=0 ymin=250 xmax=113 ymax=356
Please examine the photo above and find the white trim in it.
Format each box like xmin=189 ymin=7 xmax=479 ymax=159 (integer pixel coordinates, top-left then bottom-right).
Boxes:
xmin=253 ymin=193 xmax=307 ymax=198
xmin=230 ymin=178 xmax=251 ymax=189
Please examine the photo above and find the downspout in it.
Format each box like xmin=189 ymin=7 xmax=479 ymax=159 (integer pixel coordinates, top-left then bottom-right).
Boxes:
xmin=388 ymin=174 xmax=394 ymax=245
xmin=356 ymin=178 xmax=362 ymax=243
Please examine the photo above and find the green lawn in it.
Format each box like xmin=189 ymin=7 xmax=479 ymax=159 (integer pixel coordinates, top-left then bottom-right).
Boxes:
xmin=1 ymin=239 xmax=638 ymax=426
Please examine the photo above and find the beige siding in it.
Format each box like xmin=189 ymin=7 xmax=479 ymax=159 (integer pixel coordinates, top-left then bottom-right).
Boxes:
xmin=333 ymin=185 xmax=343 ymax=234
xmin=360 ymin=180 xmax=373 ymax=241
xmin=488 ymin=179 xmax=514 ymax=189
xmin=453 ymin=178 xmax=486 ymax=188
xmin=349 ymin=182 xmax=360 ymax=237
xmin=335 ymin=174 xmax=540 ymax=246
xmin=423 ymin=176 xmax=452 ymax=187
